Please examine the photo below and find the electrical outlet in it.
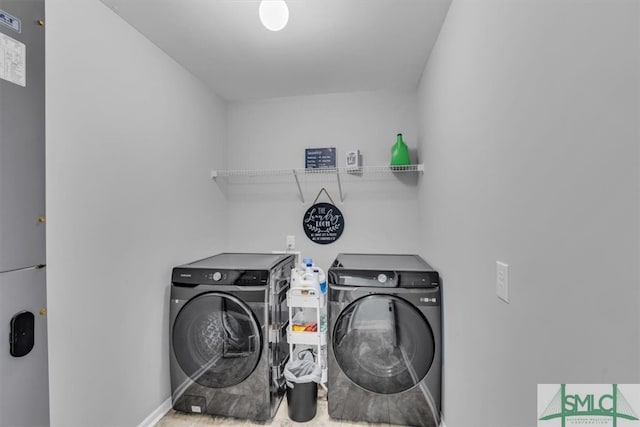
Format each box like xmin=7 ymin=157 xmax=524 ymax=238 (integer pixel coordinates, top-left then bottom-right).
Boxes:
xmin=286 ymin=235 xmax=295 ymax=250
xmin=496 ymin=261 xmax=509 ymax=303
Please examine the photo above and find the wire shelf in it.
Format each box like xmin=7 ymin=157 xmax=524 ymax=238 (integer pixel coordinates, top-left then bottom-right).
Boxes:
xmin=211 ymin=164 xmax=423 ymax=178
xmin=210 ymin=164 xmax=423 ymax=203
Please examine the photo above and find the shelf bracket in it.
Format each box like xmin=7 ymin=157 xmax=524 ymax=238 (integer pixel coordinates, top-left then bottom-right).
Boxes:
xmin=335 ymin=169 xmax=344 ymax=203
xmin=292 ymin=169 xmax=305 ymax=203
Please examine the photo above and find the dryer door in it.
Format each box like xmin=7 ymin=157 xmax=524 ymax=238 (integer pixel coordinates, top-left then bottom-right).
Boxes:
xmin=332 ymin=294 xmax=434 ymax=394
xmin=173 ymin=292 xmax=262 ymax=388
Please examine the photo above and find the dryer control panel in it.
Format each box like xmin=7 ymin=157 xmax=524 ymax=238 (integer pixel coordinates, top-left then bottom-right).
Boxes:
xmin=328 ymin=253 xmax=440 ymax=288
xmin=172 ymin=268 xmax=269 ymax=286
xmin=328 ymin=270 xmax=439 ymax=288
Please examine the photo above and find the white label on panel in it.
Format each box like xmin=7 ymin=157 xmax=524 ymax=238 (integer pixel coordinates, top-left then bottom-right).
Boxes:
xmin=0 ymin=32 xmax=25 ymax=87
xmin=0 ymin=10 xmax=21 ymax=33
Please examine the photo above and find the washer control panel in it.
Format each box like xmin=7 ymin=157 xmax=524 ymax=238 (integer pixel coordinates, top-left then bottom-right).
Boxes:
xmin=172 ymin=268 xmax=269 ymax=286
xmin=202 ymin=271 xmax=224 ymax=281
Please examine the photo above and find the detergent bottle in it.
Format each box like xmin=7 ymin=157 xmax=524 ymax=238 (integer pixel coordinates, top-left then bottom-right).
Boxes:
xmin=291 ymin=257 xmax=313 ymax=289
xmin=391 ymin=133 xmax=410 ymax=166
xmin=314 ymin=267 xmax=327 ymax=295
xmin=300 ymin=271 xmax=318 ymax=290
xmin=290 ymin=267 xmax=300 ymax=288
xmin=300 ymin=258 xmax=320 ymax=290
xmin=302 ymin=257 xmax=314 ymax=272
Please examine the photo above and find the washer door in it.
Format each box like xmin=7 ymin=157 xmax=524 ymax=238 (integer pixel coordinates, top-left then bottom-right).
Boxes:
xmin=332 ymin=294 xmax=434 ymax=394
xmin=173 ymin=292 xmax=262 ymax=388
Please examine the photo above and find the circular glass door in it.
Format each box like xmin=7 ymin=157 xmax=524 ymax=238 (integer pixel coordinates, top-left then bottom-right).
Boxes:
xmin=173 ymin=292 xmax=262 ymax=388
xmin=332 ymin=294 xmax=434 ymax=394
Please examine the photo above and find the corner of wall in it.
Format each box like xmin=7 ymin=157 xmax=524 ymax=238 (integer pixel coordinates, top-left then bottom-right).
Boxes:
xmin=136 ymin=398 xmax=172 ymax=427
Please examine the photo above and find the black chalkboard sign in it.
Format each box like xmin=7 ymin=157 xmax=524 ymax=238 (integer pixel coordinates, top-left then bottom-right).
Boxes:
xmin=303 ymin=202 xmax=344 ymax=244
xmin=305 ymin=147 xmax=336 ymax=169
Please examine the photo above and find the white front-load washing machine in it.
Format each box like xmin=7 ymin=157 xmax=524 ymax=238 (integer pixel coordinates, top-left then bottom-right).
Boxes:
xmin=327 ymin=253 xmax=442 ymax=427
xmin=170 ymin=253 xmax=294 ymax=421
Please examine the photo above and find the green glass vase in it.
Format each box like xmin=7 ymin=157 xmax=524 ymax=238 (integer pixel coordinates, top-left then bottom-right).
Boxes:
xmin=390 ymin=133 xmax=410 ymax=166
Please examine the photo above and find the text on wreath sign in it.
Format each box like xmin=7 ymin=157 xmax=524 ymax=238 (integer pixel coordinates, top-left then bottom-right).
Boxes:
xmin=304 ymin=207 xmax=341 ymax=227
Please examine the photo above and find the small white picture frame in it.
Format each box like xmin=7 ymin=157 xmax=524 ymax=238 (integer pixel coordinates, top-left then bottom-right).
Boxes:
xmin=346 ymin=150 xmax=360 ymax=170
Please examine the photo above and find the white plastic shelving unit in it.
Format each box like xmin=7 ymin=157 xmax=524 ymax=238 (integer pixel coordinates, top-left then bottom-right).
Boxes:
xmin=287 ymin=286 xmax=328 ymax=388
xmin=211 ymin=164 xmax=424 ymax=203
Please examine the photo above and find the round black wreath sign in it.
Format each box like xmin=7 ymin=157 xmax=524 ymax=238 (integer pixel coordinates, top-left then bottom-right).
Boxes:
xmin=303 ymin=202 xmax=344 ymax=244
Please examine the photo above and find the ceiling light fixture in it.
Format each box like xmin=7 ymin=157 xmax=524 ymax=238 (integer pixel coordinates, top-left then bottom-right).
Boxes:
xmin=259 ymin=0 xmax=289 ymax=32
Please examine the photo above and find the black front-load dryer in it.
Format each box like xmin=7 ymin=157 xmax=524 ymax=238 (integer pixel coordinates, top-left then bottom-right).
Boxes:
xmin=170 ymin=253 xmax=294 ymax=421
xmin=327 ymin=253 xmax=442 ymax=427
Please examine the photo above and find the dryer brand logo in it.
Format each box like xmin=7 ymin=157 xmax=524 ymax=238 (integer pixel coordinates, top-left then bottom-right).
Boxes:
xmin=0 ymin=9 xmax=21 ymax=33
xmin=538 ymin=384 xmax=640 ymax=427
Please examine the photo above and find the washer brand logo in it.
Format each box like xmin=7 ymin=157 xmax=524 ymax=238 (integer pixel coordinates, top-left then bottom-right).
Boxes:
xmin=0 ymin=10 xmax=21 ymax=33
xmin=538 ymin=384 xmax=640 ymax=427
xmin=179 ymin=274 xmax=192 ymax=278
xmin=420 ymin=297 xmax=436 ymax=303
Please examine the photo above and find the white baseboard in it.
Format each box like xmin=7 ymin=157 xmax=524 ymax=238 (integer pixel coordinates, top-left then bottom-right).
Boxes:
xmin=137 ymin=397 xmax=172 ymax=427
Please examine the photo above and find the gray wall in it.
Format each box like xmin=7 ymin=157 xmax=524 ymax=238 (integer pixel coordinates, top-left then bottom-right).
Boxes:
xmin=43 ymin=1 xmax=640 ymax=426
xmin=45 ymin=1 xmax=228 ymax=425
xmin=226 ymin=91 xmax=421 ymax=270
xmin=417 ymin=1 xmax=639 ymax=426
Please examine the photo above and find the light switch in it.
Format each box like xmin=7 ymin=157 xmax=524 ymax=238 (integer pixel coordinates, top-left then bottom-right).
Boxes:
xmin=496 ymin=261 xmax=509 ymax=303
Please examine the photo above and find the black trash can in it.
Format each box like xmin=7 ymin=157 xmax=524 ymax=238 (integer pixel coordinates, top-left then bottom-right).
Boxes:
xmin=283 ymin=358 xmax=321 ymax=422
xmin=286 ymin=381 xmax=318 ymax=422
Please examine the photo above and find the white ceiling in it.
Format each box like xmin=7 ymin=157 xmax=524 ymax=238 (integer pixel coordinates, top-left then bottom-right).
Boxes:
xmin=99 ymin=0 xmax=452 ymax=101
